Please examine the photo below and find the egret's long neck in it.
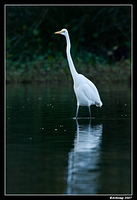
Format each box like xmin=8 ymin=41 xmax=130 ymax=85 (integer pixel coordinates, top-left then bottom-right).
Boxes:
xmin=65 ymin=33 xmax=78 ymax=82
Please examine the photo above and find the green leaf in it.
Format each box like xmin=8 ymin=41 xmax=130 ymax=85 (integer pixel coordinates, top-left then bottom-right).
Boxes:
xmin=92 ymin=32 xmax=99 ymax=38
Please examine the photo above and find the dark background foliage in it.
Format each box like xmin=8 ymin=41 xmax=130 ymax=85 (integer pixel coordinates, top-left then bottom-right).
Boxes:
xmin=6 ymin=5 xmax=131 ymax=83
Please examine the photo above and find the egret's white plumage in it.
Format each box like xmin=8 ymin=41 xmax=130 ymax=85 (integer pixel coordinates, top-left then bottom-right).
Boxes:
xmin=55 ymin=28 xmax=103 ymax=118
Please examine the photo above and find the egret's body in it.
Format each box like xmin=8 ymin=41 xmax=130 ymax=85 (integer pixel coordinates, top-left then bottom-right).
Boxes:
xmin=55 ymin=28 xmax=103 ymax=118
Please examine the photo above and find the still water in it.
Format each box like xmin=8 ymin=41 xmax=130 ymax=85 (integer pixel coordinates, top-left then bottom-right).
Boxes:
xmin=6 ymin=82 xmax=131 ymax=195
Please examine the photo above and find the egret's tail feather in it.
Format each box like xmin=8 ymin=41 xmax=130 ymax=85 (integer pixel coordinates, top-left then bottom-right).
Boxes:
xmin=96 ymin=101 xmax=103 ymax=107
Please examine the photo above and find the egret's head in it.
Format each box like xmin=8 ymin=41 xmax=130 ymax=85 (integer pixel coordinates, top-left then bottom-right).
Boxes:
xmin=54 ymin=28 xmax=68 ymax=36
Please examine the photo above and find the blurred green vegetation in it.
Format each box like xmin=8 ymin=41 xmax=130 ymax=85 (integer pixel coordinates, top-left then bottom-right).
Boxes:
xmin=6 ymin=6 xmax=131 ymax=83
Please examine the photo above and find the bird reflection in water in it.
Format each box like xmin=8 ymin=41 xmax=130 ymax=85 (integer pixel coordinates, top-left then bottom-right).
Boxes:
xmin=66 ymin=119 xmax=103 ymax=194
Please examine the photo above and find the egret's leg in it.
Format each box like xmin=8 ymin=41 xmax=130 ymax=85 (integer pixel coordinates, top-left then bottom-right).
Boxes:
xmin=76 ymin=117 xmax=79 ymax=127
xmin=89 ymin=106 xmax=91 ymax=118
xmin=76 ymin=105 xmax=79 ymax=119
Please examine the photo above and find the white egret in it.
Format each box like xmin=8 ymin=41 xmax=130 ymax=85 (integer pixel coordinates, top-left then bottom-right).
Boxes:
xmin=55 ymin=28 xmax=103 ymax=118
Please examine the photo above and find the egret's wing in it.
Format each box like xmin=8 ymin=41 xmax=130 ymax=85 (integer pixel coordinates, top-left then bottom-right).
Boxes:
xmin=83 ymin=76 xmax=103 ymax=106
xmin=82 ymin=83 xmax=99 ymax=105
xmin=74 ymin=74 xmax=103 ymax=107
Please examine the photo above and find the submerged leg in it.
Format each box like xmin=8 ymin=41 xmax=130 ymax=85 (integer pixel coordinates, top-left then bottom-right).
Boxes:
xmin=76 ymin=105 xmax=79 ymax=119
xmin=89 ymin=106 xmax=91 ymax=118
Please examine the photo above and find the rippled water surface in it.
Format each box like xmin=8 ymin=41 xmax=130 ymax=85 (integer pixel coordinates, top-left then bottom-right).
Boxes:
xmin=6 ymin=83 xmax=131 ymax=195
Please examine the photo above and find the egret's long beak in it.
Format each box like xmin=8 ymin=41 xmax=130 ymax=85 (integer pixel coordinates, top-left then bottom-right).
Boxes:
xmin=54 ymin=30 xmax=64 ymax=34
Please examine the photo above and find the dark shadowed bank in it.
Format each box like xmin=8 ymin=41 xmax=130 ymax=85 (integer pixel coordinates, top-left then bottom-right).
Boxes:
xmin=6 ymin=54 xmax=131 ymax=84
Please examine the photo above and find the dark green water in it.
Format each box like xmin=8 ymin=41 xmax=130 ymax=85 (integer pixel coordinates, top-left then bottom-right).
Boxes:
xmin=6 ymin=83 xmax=131 ymax=195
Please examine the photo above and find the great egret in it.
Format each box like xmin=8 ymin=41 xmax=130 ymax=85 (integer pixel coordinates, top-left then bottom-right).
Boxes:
xmin=55 ymin=28 xmax=103 ymax=118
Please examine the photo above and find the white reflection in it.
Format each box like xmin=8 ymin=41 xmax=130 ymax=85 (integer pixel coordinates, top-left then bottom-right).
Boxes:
xmin=66 ymin=120 xmax=103 ymax=194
